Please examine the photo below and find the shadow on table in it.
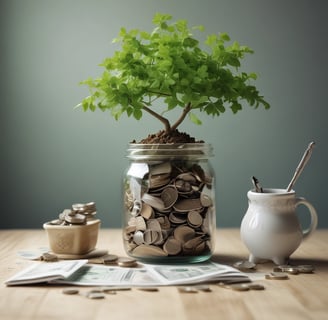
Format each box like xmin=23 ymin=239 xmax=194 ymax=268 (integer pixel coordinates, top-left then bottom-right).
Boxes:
xmin=211 ymin=254 xmax=328 ymax=272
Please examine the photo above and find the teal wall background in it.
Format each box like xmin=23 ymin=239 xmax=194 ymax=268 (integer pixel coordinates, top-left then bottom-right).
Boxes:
xmin=1 ymin=0 xmax=327 ymax=229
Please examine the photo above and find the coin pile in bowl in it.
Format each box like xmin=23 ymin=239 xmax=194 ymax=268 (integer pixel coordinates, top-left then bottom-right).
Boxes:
xmin=123 ymin=161 xmax=215 ymax=263
xmin=43 ymin=202 xmax=100 ymax=255
xmin=48 ymin=202 xmax=97 ymax=226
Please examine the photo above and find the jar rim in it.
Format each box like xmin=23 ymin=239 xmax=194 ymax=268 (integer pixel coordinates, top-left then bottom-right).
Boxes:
xmin=126 ymin=143 xmax=214 ymax=160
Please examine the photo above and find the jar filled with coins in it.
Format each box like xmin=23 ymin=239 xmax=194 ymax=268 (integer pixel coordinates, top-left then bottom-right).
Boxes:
xmin=123 ymin=143 xmax=216 ymax=263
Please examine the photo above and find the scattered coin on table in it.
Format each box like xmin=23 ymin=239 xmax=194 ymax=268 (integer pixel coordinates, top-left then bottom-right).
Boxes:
xmin=265 ymin=272 xmax=289 ymax=280
xmin=117 ymin=257 xmax=138 ymax=268
xmin=233 ymin=261 xmax=257 ymax=271
xmin=62 ymin=288 xmax=79 ymax=295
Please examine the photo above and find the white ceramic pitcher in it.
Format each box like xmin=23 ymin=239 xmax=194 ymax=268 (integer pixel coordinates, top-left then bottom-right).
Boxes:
xmin=240 ymin=188 xmax=318 ymax=265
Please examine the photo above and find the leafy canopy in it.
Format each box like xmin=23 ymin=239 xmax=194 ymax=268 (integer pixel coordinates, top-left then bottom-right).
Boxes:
xmin=78 ymin=13 xmax=270 ymax=133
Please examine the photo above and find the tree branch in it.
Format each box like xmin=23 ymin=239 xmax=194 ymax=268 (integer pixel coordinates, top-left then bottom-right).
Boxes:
xmin=142 ymin=105 xmax=171 ymax=132
xmin=170 ymin=103 xmax=192 ymax=131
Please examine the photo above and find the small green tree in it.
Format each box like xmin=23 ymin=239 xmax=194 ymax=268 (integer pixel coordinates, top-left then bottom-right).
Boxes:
xmin=77 ymin=13 xmax=269 ymax=135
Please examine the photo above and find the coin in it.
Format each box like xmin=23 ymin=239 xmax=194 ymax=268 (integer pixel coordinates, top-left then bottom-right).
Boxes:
xmin=149 ymin=173 xmax=171 ymax=189
xmin=101 ymin=287 xmax=131 ymax=292
xmin=140 ymin=203 xmax=154 ymax=220
xmin=297 ymin=265 xmax=315 ymax=273
xmin=174 ymin=225 xmax=195 ymax=244
xmin=265 ymin=272 xmax=289 ymax=280
xmin=86 ymin=291 xmax=106 ymax=299
xmin=174 ymin=174 xmax=198 ymax=194
xmin=195 ymin=285 xmax=212 ymax=292
xmin=65 ymin=213 xmax=86 ymax=224
xmin=142 ymin=193 xmax=165 ymax=211
xmin=41 ymin=252 xmax=58 ymax=262
xmin=187 ymin=210 xmax=203 ymax=228
xmin=161 ymin=186 xmax=178 ymax=209
xmin=137 ymin=287 xmax=159 ymax=292
xmin=117 ymin=257 xmax=138 ymax=268
xmin=273 ymin=266 xmax=299 ymax=275
xmin=102 ymin=254 xmax=119 ymax=264
xmin=174 ymin=198 xmax=203 ymax=212
xmin=183 ymin=236 xmax=204 ymax=253
xmin=133 ymin=231 xmax=145 ymax=245
xmin=169 ymin=211 xmax=187 ymax=224
xmin=135 ymin=216 xmax=147 ymax=231
xmin=200 ymin=185 xmax=213 ymax=207
xmin=227 ymin=284 xmax=250 ymax=291
xmin=143 ymin=229 xmax=160 ymax=245
xmin=150 ymin=162 xmax=172 ymax=175
xmin=233 ymin=261 xmax=257 ymax=271
xmin=178 ymin=286 xmax=198 ymax=293
xmin=62 ymin=288 xmax=79 ymax=295
xmin=248 ymin=283 xmax=265 ymax=290
xmin=163 ymin=237 xmax=182 ymax=255
xmin=156 ymin=216 xmax=171 ymax=230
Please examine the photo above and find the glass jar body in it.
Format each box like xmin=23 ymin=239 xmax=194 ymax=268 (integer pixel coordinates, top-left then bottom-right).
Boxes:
xmin=123 ymin=143 xmax=216 ymax=263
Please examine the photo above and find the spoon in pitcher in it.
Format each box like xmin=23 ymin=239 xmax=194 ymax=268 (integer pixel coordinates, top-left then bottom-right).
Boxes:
xmin=286 ymin=141 xmax=315 ymax=192
xmin=252 ymin=176 xmax=263 ymax=193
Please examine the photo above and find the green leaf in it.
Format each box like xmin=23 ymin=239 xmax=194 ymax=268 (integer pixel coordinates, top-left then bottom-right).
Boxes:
xmin=133 ymin=108 xmax=142 ymax=120
xmin=77 ymin=12 xmax=270 ymax=131
xmin=189 ymin=112 xmax=202 ymax=125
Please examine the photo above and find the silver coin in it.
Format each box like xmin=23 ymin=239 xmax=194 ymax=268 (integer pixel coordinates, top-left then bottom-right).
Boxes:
xmin=178 ymin=286 xmax=198 ymax=293
xmin=273 ymin=266 xmax=299 ymax=275
xmin=233 ymin=261 xmax=257 ymax=271
xmin=142 ymin=193 xmax=165 ymax=211
xmin=65 ymin=213 xmax=86 ymax=224
xmin=297 ymin=265 xmax=315 ymax=273
xmin=133 ymin=231 xmax=145 ymax=245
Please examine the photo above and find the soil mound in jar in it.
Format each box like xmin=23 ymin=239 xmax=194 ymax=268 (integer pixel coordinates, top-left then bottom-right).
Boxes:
xmin=132 ymin=129 xmax=204 ymax=144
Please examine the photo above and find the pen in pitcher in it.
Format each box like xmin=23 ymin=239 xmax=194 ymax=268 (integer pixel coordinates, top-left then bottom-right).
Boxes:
xmin=252 ymin=176 xmax=263 ymax=193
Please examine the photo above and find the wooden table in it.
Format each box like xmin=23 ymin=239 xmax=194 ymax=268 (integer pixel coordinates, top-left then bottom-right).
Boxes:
xmin=0 ymin=229 xmax=327 ymax=320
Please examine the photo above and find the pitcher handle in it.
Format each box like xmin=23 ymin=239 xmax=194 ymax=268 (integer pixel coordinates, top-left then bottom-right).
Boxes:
xmin=296 ymin=197 xmax=318 ymax=240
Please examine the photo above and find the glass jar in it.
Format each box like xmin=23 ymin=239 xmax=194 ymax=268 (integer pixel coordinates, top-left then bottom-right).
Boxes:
xmin=122 ymin=143 xmax=216 ymax=263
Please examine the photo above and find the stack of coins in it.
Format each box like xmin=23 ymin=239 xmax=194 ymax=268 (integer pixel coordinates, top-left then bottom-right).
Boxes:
xmin=49 ymin=202 xmax=97 ymax=226
xmin=124 ymin=161 xmax=214 ymax=259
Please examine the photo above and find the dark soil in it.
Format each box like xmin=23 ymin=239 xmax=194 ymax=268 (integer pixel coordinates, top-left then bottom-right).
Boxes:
xmin=132 ymin=129 xmax=204 ymax=144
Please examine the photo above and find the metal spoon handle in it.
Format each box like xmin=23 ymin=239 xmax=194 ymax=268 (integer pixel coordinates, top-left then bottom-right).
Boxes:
xmin=252 ymin=176 xmax=263 ymax=193
xmin=286 ymin=141 xmax=315 ymax=192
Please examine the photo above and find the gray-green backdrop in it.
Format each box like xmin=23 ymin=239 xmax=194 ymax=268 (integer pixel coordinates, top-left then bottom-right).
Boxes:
xmin=1 ymin=0 xmax=327 ymax=229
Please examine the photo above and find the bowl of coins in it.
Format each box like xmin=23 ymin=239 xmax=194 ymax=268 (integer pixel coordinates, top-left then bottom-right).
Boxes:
xmin=43 ymin=202 xmax=100 ymax=255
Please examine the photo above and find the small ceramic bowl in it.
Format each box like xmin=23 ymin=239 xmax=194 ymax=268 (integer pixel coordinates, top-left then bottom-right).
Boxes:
xmin=43 ymin=219 xmax=100 ymax=255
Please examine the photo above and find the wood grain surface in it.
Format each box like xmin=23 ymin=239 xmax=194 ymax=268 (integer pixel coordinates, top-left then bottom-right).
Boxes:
xmin=0 ymin=229 xmax=327 ymax=320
